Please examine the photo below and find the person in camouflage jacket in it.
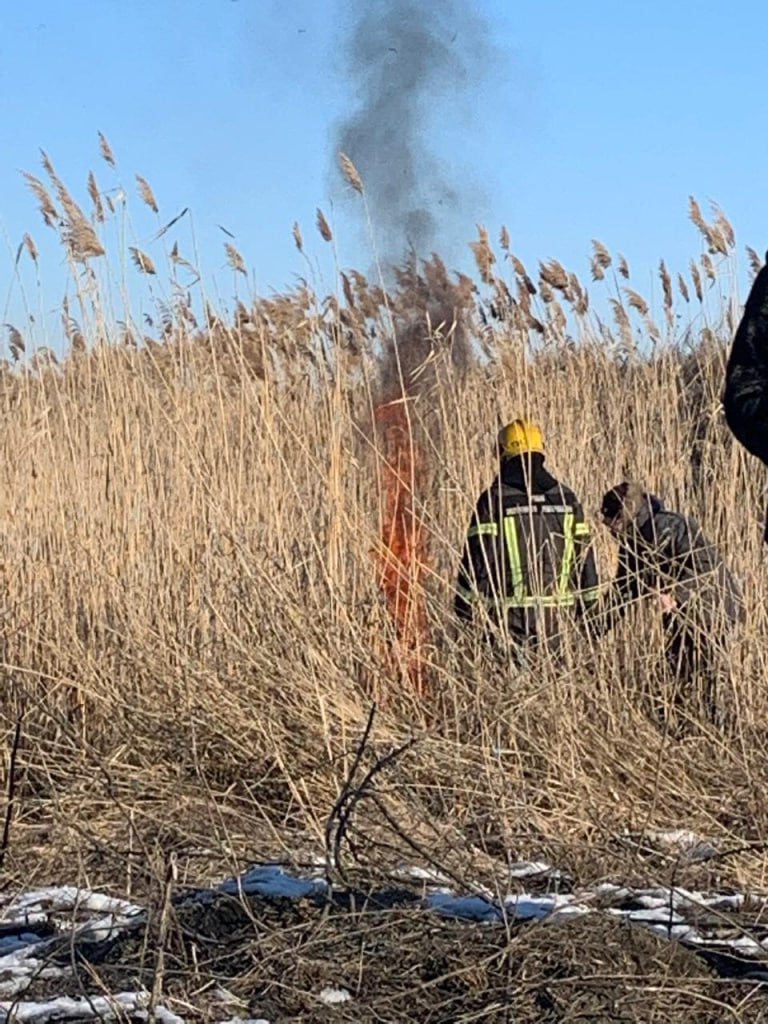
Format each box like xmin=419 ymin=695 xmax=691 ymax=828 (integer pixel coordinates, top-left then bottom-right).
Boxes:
xmin=455 ymin=420 xmax=598 ymax=650
xmin=590 ymin=482 xmax=743 ymax=722
xmin=724 ymin=257 xmax=768 ymax=540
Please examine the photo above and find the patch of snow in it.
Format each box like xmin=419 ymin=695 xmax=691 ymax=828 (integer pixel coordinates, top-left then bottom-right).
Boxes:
xmin=220 ymin=1019 xmax=271 ymax=1024
xmin=0 ymin=862 xmax=767 ymax=1018
xmin=0 ymin=887 xmax=144 ymax=1002
xmin=707 ymin=894 xmax=747 ymax=911
xmin=0 ymin=888 xmax=141 ymax=926
xmin=507 ymin=861 xmax=554 ymax=878
xmin=691 ymin=933 xmax=766 ymax=957
xmin=135 ymin=1007 xmax=185 ymax=1024
xmin=318 ymin=987 xmax=351 ymax=1005
xmin=426 ymin=890 xmax=586 ymax=924
xmin=504 ymin=893 xmax=582 ymax=922
xmin=391 ymin=865 xmax=450 ymax=884
xmin=641 ymin=829 xmax=720 ymax=862
xmin=607 ymin=906 xmax=685 ymax=925
xmin=593 ymin=882 xmax=626 ymax=898
xmin=544 ymin=902 xmax=591 ymax=922
xmin=0 ymin=948 xmax=67 ymax=1000
xmin=647 ymin=828 xmax=701 ymax=848
xmin=0 ymin=991 xmax=179 ymax=1024
xmin=632 ymin=894 xmax=677 ymax=910
xmin=0 ymin=934 xmax=44 ymax=955
xmin=426 ymin=892 xmax=502 ymax=923
xmin=219 ymin=866 xmax=327 ymax=900
xmin=646 ymin=923 xmax=700 ymax=942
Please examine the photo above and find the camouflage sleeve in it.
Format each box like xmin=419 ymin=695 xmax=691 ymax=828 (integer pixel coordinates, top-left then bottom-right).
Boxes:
xmin=652 ymin=512 xmax=731 ymax=613
xmin=724 ymin=258 xmax=768 ymax=540
xmin=724 ymin=259 xmax=768 ymax=466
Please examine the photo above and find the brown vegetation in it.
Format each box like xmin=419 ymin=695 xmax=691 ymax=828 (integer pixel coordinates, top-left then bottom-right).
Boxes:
xmin=1 ymin=152 xmax=767 ymax=1017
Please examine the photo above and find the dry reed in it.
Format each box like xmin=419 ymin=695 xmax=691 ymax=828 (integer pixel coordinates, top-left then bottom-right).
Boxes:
xmin=0 ymin=170 xmax=765 ymax=944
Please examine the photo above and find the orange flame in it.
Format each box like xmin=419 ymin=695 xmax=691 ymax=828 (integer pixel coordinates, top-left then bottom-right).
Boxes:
xmin=374 ymin=399 xmax=429 ymax=698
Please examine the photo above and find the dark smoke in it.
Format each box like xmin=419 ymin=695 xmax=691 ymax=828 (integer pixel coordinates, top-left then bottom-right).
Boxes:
xmin=334 ymin=3 xmax=494 ymax=676
xmin=334 ymin=0 xmax=492 ymax=265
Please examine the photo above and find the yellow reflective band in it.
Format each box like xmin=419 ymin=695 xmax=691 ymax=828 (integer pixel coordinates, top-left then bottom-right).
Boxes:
xmin=468 ymin=522 xmax=499 ymax=538
xmin=558 ymin=511 xmax=575 ymax=597
xmin=456 ymin=584 xmax=496 ymax=609
xmin=503 ymin=515 xmax=526 ymax=601
xmin=503 ymin=594 xmax=577 ymax=609
xmin=574 ymin=522 xmax=590 ymax=537
xmin=579 ymin=587 xmax=600 ymax=604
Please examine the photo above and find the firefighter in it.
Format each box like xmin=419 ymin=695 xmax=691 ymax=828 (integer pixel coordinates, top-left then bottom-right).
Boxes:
xmin=724 ymin=257 xmax=768 ymax=540
xmin=455 ymin=419 xmax=598 ymax=651
xmin=591 ymin=482 xmax=743 ymax=723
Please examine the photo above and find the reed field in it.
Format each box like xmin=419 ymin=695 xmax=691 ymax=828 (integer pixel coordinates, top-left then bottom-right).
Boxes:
xmin=1 ymin=150 xmax=768 ymax=1020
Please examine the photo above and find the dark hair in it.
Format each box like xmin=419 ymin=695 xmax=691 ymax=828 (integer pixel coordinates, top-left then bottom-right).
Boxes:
xmin=600 ymin=482 xmax=664 ymax=521
xmin=600 ymin=483 xmax=629 ymax=520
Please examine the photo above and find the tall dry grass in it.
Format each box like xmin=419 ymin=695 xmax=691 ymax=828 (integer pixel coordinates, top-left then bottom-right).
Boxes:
xmin=0 ymin=152 xmax=766 ymax=906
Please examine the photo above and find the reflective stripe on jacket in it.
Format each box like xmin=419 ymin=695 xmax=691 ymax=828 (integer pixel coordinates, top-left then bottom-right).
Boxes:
xmin=455 ymin=473 xmax=598 ymax=640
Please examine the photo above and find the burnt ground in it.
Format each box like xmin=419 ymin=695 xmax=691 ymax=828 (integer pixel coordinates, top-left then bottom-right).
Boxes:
xmin=21 ymin=881 xmax=768 ymax=1024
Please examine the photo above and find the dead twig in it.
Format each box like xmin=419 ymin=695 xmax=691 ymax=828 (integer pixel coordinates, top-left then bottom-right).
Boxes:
xmin=0 ymin=701 xmax=25 ymax=873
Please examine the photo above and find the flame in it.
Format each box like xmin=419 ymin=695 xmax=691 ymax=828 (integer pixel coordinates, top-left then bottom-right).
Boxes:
xmin=374 ymin=398 xmax=429 ymax=697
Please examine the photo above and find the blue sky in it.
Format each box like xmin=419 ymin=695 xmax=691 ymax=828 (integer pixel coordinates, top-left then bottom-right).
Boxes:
xmin=1 ymin=0 xmax=767 ymax=350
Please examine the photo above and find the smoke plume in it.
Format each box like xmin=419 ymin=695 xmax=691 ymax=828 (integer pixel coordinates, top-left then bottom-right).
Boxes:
xmin=333 ymin=2 xmax=496 ymax=699
xmin=334 ymin=0 xmax=492 ymax=265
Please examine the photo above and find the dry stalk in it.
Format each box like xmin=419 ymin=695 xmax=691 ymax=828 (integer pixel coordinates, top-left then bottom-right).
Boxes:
xmin=539 ymin=258 xmax=569 ymax=293
xmin=746 ymin=246 xmax=763 ymax=278
xmin=338 ymin=151 xmax=364 ymax=193
xmin=136 ymin=174 xmax=159 ymax=213
xmin=470 ymin=225 xmax=496 ymax=284
xmin=21 ymin=235 xmax=38 ymax=265
xmin=591 ymin=239 xmax=612 ymax=269
xmin=690 ymin=260 xmax=704 ymax=302
xmin=316 ymin=208 xmax=333 ymax=243
xmin=98 ymin=131 xmax=117 ymax=167
xmin=0 ymin=183 xmax=764 ymax=935
xmin=130 ymin=247 xmax=157 ymax=275
xmin=624 ymin=288 xmax=649 ymax=317
xmin=87 ymin=171 xmax=105 ymax=224
xmin=22 ymin=173 xmax=59 ymax=228
xmin=0 ymin=707 xmax=24 ymax=872
xmin=147 ymin=851 xmax=177 ymax=1021
xmin=225 ymin=243 xmax=247 ymax=276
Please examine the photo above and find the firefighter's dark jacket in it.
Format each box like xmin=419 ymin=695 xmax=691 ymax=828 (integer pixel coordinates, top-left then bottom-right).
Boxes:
xmin=587 ymin=489 xmax=743 ymax=637
xmin=455 ymin=453 xmax=598 ymax=637
xmin=724 ymin=259 xmax=768 ymax=539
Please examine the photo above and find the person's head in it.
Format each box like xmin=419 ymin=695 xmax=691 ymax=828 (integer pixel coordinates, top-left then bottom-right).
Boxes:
xmin=497 ymin=419 xmax=544 ymax=462
xmin=600 ymin=482 xmax=661 ymax=535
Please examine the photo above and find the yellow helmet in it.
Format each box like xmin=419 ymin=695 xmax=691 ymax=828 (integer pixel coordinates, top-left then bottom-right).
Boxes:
xmin=497 ymin=419 xmax=544 ymax=459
